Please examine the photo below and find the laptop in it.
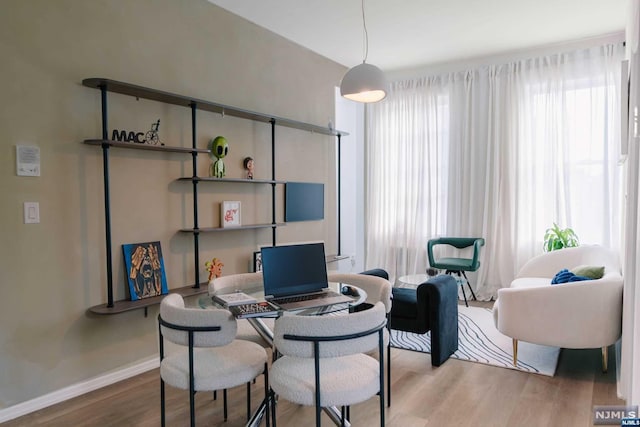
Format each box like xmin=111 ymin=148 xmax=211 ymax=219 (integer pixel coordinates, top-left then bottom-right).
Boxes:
xmin=261 ymin=243 xmax=352 ymax=310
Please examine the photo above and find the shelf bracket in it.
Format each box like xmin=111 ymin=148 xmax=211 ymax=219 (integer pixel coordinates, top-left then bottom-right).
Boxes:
xmin=99 ymin=83 xmax=115 ymax=309
xmin=270 ymin=119 xmax=277 ymax=246
xmin=190 ymin=102 xmax=201 ymax=289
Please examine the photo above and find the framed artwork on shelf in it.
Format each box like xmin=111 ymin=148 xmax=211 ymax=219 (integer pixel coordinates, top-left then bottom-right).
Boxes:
xmin=220 ymin=200 xmax=241 ymax=227
xmin=253 ymin=251 xmax=262 ymax=272
xmin=122 ymin=241 xmax=169 ymax=301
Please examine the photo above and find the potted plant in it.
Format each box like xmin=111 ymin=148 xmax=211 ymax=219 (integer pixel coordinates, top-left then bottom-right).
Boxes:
xmin=543 ymin=222 xmax=580 ymax=252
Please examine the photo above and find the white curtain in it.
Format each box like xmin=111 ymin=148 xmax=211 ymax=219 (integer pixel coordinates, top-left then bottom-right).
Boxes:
xmin=366 ymin=42 xmax=625 ymax=299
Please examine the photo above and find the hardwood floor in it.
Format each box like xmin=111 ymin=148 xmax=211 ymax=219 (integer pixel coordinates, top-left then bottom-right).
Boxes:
xmin=2 ymin=302 xmax=623 ymax=427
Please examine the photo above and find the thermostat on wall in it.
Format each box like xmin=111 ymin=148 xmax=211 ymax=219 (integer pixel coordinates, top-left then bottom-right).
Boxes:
xmin=16 ymin=145 xmax=40 ymax=177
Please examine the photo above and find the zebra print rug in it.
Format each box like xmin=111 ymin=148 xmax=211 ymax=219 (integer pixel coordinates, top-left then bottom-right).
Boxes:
xmin=390 ymin=306 xmax=560 ymax=376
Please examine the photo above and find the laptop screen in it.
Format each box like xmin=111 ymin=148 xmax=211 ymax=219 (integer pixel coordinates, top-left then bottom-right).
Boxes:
xmin=261 ymin=243 xmax=328 ymax=298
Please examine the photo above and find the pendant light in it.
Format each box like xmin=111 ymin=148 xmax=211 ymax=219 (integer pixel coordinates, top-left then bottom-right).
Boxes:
xmin=340 ymin=0 xmax=387 ymax=103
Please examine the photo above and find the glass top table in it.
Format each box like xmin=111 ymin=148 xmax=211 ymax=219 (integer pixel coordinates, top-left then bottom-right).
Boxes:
xmin=396 ymin=273 xmax=465 ymax=290
xmin=198 ymin=281 xmax=367 ymax=317
xmin=198 ymin=282 xmax=368 ymax=354
xmin=396 ymin=273 xmax=433 ymax=288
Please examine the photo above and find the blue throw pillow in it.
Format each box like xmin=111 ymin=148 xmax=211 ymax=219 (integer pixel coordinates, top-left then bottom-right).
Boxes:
xmin=551 ymin=269 xmax=592 ymax=285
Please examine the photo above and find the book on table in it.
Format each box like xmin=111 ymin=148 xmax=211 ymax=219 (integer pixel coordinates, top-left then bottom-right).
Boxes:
xmin=212 ymin=291 xmax=257 ymax=307
xmin=229 ymin=301 xmax=280 ymax=319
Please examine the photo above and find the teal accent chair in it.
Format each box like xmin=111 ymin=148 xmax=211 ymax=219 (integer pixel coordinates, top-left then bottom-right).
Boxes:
xmin=427 ymin=237 xmax=485 ymax=307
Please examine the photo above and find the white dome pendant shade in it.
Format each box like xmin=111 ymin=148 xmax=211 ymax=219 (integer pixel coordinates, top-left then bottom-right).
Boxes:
xmin=340 ymin=62 xmax=388 ymax=103
xmin=339 ymin=0 xmax=387 ymax=103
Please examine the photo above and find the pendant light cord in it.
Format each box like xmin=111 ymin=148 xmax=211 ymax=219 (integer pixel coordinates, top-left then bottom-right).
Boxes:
xmin=361 ymin=0 xmax=369 ymax=63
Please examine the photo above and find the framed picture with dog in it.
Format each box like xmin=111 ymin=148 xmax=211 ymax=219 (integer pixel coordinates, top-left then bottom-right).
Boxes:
xmin=122 ymin=241 xmax=169 ymax=301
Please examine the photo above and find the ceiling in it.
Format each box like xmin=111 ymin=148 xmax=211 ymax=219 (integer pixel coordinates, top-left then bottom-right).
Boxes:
xmin=209 ymin=0 xmax=627 ymax=72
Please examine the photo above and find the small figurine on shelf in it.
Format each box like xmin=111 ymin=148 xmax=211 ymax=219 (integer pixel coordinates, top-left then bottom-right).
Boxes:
xmin=208 ymin=136 xmax=229 ymax=178
xmin=144 ymin=119 xmax=163 ymax=145
xmin=205 ymin=257 xmax=224 ymax=282
xmin=243 ymin=156 xmax=254 ymax=179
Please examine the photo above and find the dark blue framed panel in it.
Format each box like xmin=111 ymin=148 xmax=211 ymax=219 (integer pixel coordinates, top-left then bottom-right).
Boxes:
xmin=285 ymin=182 xmax=324 ymax=222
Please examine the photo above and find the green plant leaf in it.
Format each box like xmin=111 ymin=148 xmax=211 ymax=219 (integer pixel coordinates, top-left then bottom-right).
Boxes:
xmin=543 ymin=222 xmax=580 ymax=252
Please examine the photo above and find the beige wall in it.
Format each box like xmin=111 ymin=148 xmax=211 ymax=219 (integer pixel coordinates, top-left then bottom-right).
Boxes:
xmin=0 ymin=0 xmax=346 ymax=408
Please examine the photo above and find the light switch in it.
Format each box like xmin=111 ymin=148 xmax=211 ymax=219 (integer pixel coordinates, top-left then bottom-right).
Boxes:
xmin=24 ymin=202 xmax=40 ymax=224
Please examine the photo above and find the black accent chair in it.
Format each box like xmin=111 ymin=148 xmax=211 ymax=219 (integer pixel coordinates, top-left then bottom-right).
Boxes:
xmin=360 ymin=268 xmax=389 ymax=280
xmin=389 ymin=274 xmax=459 ymax=366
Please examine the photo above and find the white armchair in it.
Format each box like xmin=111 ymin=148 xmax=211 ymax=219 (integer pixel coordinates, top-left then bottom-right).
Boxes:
xmin=492 ymin=245 xmax=623 ymax=371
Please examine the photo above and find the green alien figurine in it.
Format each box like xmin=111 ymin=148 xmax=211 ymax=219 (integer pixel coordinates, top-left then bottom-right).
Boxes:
xmin=208 ymin=136 xmax=229 ymax=178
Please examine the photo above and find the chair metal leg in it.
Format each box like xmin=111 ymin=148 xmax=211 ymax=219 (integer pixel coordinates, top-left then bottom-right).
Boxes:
xmin=160 ymin=333 xmax=166 ymax=427
xmin=387 ymin=342 xmax=391 ymax=407
xmin=189 ymin=364 xmax=195 ymax=427
xmin=380 ymin=385 xmax=385 ymax=427
xmin=223 ymin=388 xmax=228 ymax=421
xmin=189 ymin=391 xmax=195 ymax=427
xmin=446 ymin=270 xmax=469 ymax=307
xmin=271 ymin=390 xmax=277 ymax=427
xmin=160 ymin=378 xmax=166 ymax=427
xmin=379 ymin=329 xmax=385 ymax=427
xmin=247 ymin=382 xmax=251 ymax=421
xmin=262 ymin=363 xmax=271 ymax=427
xmin=314 ymin=343 xmax=322 ymax=427
xmin=460 ymin=271 xmax=477 ymax=301
xmin=602 ymin=346 xmax=608 ymax=373
xmin=315 ymin=402 xmax=321 ymax=427
xmin=512 ymin=339 xmax=518 ymax=366
xmin=460 ymin=281 xmax=469 ymax=307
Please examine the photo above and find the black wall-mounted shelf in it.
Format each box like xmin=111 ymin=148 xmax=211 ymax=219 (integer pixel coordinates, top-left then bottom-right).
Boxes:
xmin=179 ymin=223 xmax=286 ymax=233
xmin=83 ymin=78 xmax=346 ymax=137
xmin=176 ymin=177 xmax=286 ymax=184
xmin=88 ymin=285 xmax=209 ymax=315
xmin=84 ymin=139 xmax=210 ymax=154
xmin=83 ymin=78 xmax=347 ymax=315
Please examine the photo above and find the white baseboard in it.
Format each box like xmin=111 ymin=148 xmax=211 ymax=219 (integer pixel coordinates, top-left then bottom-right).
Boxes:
xmin=0 ymin=357 xmax=159 ymax=423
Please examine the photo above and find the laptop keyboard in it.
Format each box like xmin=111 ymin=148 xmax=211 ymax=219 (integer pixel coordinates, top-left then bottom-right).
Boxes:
xmin=271 ymin=292 xmax=331 ymax=305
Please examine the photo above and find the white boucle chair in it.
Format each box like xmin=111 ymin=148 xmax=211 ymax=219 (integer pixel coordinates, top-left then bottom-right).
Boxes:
xmin=158 ymin=294 xmax=269 ymax=427
xmin=492 ymin=245 xmax=623 ymax=371
xmin=327 ymin=273 xmax=392 ymax=312
xmin=327 ymin=272 xmax=392 ymax=407
xmin=270 ymin=302 xmax=387 ymax=427
xmin=208 ymin=272 xmax=274 ymax=347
